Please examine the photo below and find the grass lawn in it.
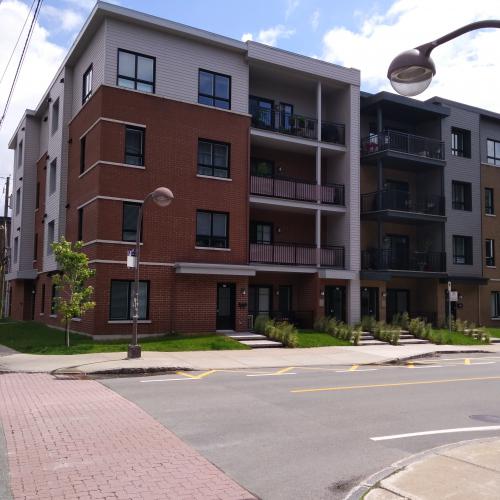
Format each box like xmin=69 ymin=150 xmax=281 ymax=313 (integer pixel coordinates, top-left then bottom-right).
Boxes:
xmin=296 ymin=330 xmax=351 ymax=348
xmin=487 ymin=328 xmax=500 ymax=338
xmin=429 ymin=329 xmax=489 ymax=345
xmin=0 ymin=321 xmax=249 ymax=355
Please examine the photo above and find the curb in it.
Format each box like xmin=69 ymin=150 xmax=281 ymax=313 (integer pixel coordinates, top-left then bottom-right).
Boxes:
xmin=343 ymin=436 xmax=500 ymax=500
xmin=374 ymin=349 xmax=495 ymax=365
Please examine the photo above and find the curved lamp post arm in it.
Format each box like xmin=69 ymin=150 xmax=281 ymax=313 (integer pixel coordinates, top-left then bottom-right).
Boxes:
xmin=388 ymin=20 xmax=500 ymax=96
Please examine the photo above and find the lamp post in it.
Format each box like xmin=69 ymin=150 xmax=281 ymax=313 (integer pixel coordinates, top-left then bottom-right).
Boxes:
xmin=128 ymin=187 xmax=174 ymax=359
xmin=387 ymin=20 xmax=500 ymax=96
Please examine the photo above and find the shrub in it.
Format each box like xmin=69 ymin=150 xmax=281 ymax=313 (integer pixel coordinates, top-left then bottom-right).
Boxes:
xmin=360 ymin=315 xmax=377 ymax=332
xmin=313 ymin=316 xmax=330 ymax=333
xmin=264 ymin=320 xmax=298 ymax=348
xmin=254 ymin=314 xmax=269 ymax=334
xmin=408 ymin=317 xmax=429 ymax=339
xmin=373 ymin=321 xmax=400 ymax=345
xmin=391 ymin=312 xmax=409 ymax=330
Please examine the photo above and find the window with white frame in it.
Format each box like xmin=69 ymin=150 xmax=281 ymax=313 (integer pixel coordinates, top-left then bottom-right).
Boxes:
xmin=17 ymin=141 xmax=23 ymax=168
xmin=49 ymin=159 xmax=57 ymax=194
xmin=486 ymin=239 xmax=495 ymax=267
xmin=13 ymin=237 xmax=18 ymax=264
xmin=82 ymin=65 xmax=93 ymax=104
xmin=15 ymin=188 xmax=20 ymax=215
xmin=51 ymin=98 xmax=59 ymax=135
xmin=47 ymin=220 xmax=55 ymax=254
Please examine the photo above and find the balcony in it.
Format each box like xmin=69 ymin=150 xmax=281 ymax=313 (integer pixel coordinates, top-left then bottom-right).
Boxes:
xmin=361 ymin=130 xmax=445 ymax=167
xmin=362 ymin=249 xmax=446 ymax=273
xmin=361 ymin=189 xmax=445 ymax=222
xmin=250 ymin=106 xmax=345 ymax=145
xmin=250 ymin=175 xmax=345 ymax=206
xmin=250 ymin=242 xmax=344 ymax=268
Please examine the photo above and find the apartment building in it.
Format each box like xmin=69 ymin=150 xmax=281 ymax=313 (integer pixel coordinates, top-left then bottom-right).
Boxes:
xmin=6 ymin=2 xmax=360 ymax=336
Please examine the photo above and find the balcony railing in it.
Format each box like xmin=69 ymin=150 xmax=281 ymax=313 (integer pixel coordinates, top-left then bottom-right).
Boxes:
xmin=361 ymin=189 xmax=445 ymax=216
xmin=250 ymin=175 xmax=345 ymax=205
xmin=362 ymin=249 xmax=446 ymax=272
xmin=361 ymin=130 xmax=445 ymax=160
xmin=250 ymin=106 xmax=345 ymax=145
xmin=250 ymin=242 xmax=345 ymax=268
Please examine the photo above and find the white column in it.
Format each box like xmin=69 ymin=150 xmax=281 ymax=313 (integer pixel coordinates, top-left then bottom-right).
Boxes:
xmin=316 ymin=80 xmax=322 ymax=142
xmin=348 ymin=278 xmax=361 ymax=325
xmin=316 ymin=209 xmax=321 ymax=267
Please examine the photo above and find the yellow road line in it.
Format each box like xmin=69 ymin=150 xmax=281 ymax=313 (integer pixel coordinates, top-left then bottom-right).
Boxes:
xmin=464 ymin=358 xmax=471 ymax=365
xmin=176 ymin=370 xmax=219 ymax=379
xmin=196 ymin=370 xmax=219 ymax=379
xmin=407 ymin=362 xmax=415 ymax=369
xmin=291 ymin=375 xmax=500 ymax=394
xmin=176 ymin=371 xmax=199 ymax=379
xmin=275 ymin=366 xmax=294 ymax=375
xmin=349 ymin=364 xmax=359 ymax=371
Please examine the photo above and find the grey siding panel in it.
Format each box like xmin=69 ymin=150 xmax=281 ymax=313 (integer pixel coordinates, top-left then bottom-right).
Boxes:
xmin=442 ymin=105 xmax=482 ymax=277
xmin=104 ymin=19 xmax=249 ymax=114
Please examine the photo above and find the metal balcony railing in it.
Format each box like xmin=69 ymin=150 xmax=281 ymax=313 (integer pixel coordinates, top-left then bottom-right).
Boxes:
xmin=250 ymin=175 xmax=345 ymax=206
xmin=361 ymin=130 xmax=445 ymax=160
xmin=362 ymin=249 xmax=446 ymax=272
xmin=361 ymin=189 xmax=445 ymax=216
xmin=250 ymin=105 xmax=345 ymax=145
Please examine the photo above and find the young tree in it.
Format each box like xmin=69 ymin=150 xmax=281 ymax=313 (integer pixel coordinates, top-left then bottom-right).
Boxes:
xmin=51 ymin=237 xmax=96 ymax=348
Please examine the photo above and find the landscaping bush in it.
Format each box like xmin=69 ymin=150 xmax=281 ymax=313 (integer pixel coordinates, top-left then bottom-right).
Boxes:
xmin=360 ymin=315 xmax=377 ymax=332
xmin=373 ymin=321 xmax=400 ymax=345
xmin=391 ymin=312 xmax=409 ymax=330
xmin=265 ymin=320 xmax=298 ymax=347
xmin=313 ymin=316 xmax=330 ymax=333
xmin=408 ymin=317 xmax=432 ymax=340
xmin=254 ymin=314 xmax=269 ymax=335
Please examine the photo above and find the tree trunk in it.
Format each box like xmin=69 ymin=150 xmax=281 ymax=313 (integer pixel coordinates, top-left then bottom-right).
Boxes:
xmin=65 ymin=319 xmax=70 ymax=348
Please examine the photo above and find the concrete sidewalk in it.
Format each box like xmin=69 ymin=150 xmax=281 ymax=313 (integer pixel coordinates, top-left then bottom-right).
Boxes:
xmin=0 ymin=343 xmax=499 ymax=374
xmin=356 ymin=437 xmax=500 ymax=500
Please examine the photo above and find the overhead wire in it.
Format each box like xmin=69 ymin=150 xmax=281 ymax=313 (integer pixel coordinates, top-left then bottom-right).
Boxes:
xmin=0 ymin=0 xmax=43 ymax=131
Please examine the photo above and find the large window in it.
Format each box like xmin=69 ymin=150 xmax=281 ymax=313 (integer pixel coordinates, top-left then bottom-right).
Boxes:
xmin=13 ymin=237 xmax=18 ymax=264
xmin=196 ymin=210 xmax=228 ymax=248
xmin=51 ymin=98 xmax=59 ymax=135
xmin=485 ymin=188 xmax=494 ymax=215
xmin=47 ymin=220 xmax=55 ymax=255
xmin=491 ymin=291 xmax=500 ymax=318
xmin=197 ymin=140 xmax=229 ymax=178
xmin=453 ymin=235 xmax=473 ymax=265
xmin=452 ymin=181 xmax=472 ymax=211
xmin=109 ymin=280 xmax=149 ymax=320
xmin=117 ymin=49 xmax=155 ymax=93
xmin=487 ymin=139 xmax=500 ymax=166
xmin=77 ymin=208 xmax=83 ymax=241
xmin=122 ymin=202 xmax=141 ymax=242
xmin=49 ymin=158 xmax=57 ymax=194
xmin=486 ymin=239 xmax=495 ymax=267
xmin=15 ymin=188 xmax=20 ymax=215
xmin=451 ymin=127 xmax=471 ymax=157
xmin=198 ymin=69 xmax=231 ymax=109
xmin=82 ymin=64 xmax=93 ymax=104
xmin=250 ymin=221 xmax=273 ymax=244
xmin=35 ymin=182 xmax=40 ymax=209
xmin=17 ymin=141 xmax=23 ymax=168
xmin=80 ymin=136 xmax=86 ymax=174
xmin=125 ymin=126 xmax=145 ymax=166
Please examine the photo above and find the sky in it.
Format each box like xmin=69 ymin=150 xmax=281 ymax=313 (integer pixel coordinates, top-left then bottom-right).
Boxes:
xmin=1 ymin=0 xmax=500 ymax=199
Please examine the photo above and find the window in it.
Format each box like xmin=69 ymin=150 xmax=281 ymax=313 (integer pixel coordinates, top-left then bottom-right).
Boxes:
xmin=40 ymin=284 xmax=45 ymax=314
xmin=17 ymin=141 xmax=23 ymax=168
xmin=49 ymin=158 xmax=57 ymax=194
xmin=80 ymin=136 xmax=86 ymax=174
xmin=451 ymin=127 xmax=471 ymax=157
xmin=35 ymin=182 xmax=40 ymax=209
xmin=452 ymin=181 xmax=472 ymax=211
xmin=453 ymin=235 xmax=473 ymax=265
xmin=250 ymin=221 xmax=273 ymax=244
xmin=47 ymin=220 xmax=55 ymax=254
xmin=487 ymin=139 xmax=500 ymax=166
xmin=491 ymin=292 xmax=500 ymax=318
xmin=13 ymin=237 xmax=18 ymax=264
xmin=117 ymin=49 xmax=155 ymax=93
xmin=196 ymin=210 xmax=228 ymax=248
xmin=485 ymin=188 xmax=494 ymax=215
xmin=486 ymin=239 xmax=495 ymax=267
xmin=15 ymin=188 xmax=20 ymax=215
xmin=34 ymin=233 xmax=38 ymax=260
xmin=198 ymin=69 xmax=231 ymax=109
xmin=77 ymin=208 xmax=83 ymax=241
xmin=51 ymin=98 xmax=59 ymax=135
xmin=109 ymin=280 xmax=149 ymax=320
xmin=197 ymin=140 xmax=229 ymax=178
xmin=82 ymin=64 xmax=93 ymax=104
xmin=51 ymin=284 xmax=58 ymax=315
xmin=122 ymin=202 xmax=141 ymax=242
xmin=125 ymin=126 xmax=145 ymax=166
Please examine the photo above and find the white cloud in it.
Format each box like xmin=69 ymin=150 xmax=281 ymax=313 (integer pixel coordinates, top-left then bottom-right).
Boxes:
xmin=285 ymin=0 xmax=300 ymax=20
xmin=0 ymin=1 xmax=68 ymax=196
xmin=245 ymin=25 xmax=295 ymax=47
xmin=310 ymin=9 xmax=320 ymax=31
xmin=322 ymin=0 xmax=500 ymax=112
xmin=42 ymin=5 xmax=85 ymax=31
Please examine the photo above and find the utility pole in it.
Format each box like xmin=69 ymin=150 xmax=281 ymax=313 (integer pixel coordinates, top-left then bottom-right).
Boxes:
xmin=0 ymin=176 xmax=9 ymax=319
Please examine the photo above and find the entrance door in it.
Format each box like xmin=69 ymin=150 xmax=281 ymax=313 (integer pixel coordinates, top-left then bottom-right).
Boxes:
xmin=325 ymin=286 xmax=346 ymax=322
xmin=387 ymin=289 xmax=409 ymax=323
xmin=361 ymin=287 xmax=379 ymax=320
xmin=384 ymin=234 xmax=409 ymax=269
xmin=216 ymin=283 xmax=235 ymax=330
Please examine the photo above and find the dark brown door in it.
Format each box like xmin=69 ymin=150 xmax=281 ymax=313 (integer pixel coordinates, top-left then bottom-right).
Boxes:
xmin=216 ymin=283 xmax=236 ymax=330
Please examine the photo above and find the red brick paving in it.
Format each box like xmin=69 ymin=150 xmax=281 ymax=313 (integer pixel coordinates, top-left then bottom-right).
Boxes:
xmin=0 ymin=374 xmax=255 ymax=500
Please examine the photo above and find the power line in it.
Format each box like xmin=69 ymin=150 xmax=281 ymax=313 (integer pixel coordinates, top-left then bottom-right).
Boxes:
xmin=0 ymin=0 xmax=43 ymax=131
xmin=0 ymin=0 xmax=37 ymax=87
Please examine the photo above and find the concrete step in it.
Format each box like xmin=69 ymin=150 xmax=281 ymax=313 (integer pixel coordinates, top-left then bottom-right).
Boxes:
xmin=358 ymin=340 xmax=388 ymax=346
xmin=490 ymin=337 xmax=500 ymax=344
xmin=228 ymin=333 xmax=268 ymax=341
xmin=398 ymin=338 xmax=431 ymax=345
xmin=239 ymin=339 xmax=283 ymax=348
xmin=399 ymin=333 xmax=415 ymax=339
xmin=360 ymin=335 xmax=375 ymax=341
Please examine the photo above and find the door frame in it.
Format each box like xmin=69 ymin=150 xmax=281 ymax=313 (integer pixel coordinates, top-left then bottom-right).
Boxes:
xmin=216 ymin=283 xmax=236 ymax=330
xmin=361 ymin=287 xmax=379 ymax=320
xmin=324 ymin=285 xmax=347 ymax=322
xmin=386 ymin=288 xmax=410 ymax=323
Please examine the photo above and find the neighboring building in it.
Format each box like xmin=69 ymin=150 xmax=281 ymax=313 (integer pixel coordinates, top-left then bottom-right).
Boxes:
xmin=6 ymin=2 xmax=360 ymax=336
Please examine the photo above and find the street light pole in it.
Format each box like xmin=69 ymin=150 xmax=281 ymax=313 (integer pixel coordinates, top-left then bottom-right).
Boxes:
xmin=387 ymin=20 xmax=500 ymax=96
xmin=127 ymin=187 xmax=174 ymax=360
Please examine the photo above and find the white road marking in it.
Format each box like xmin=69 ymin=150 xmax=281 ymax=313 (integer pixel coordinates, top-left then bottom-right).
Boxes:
xmin=468 ymin=361 xmax=496 ymax=366
xmin=336 ymin=368 xmax=378 ymax=373
xmin=371 ymin=425 xmax=500 ymax=441
xmin=246 ymin=372 xmax=297 ymax=377
xmin=413 ymin=365 xmax=444 ymax=369
xmin=140 ymin=378 xmax=198 ymax=383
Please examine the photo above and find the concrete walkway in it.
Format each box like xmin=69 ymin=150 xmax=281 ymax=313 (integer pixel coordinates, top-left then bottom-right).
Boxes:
xmin=355 ymin=437 xmax=500 ymax=500
xmin=1 ymin=343 xmax=499 ymax=374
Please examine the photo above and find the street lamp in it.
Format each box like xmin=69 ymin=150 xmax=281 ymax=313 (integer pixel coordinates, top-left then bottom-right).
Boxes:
xmin=128 ymin=187 xmax=174 ymax=359
xmin=387 ymin=20 xmax=500 ymax=96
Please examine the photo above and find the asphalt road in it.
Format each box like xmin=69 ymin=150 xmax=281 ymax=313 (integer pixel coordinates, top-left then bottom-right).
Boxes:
xmin=102 ymin=354 xmax=500 ymax=500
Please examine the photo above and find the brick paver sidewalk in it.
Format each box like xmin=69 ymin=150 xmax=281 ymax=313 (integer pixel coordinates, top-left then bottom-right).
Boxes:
xmin=0 ymin=373 xmax=255 ymax=500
